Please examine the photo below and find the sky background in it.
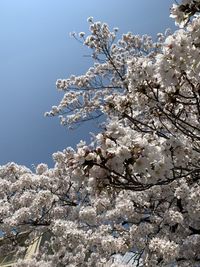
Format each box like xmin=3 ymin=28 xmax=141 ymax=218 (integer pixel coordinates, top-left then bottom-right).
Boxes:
xmin=0 ymin=0 xmax=176 ymax=168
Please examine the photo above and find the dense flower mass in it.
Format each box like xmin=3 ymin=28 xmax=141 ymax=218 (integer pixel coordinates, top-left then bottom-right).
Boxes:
xmin=1 ymin=0 xmax=200 ymax=266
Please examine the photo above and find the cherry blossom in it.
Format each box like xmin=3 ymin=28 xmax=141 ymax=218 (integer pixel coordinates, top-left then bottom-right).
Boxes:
xmin=1 ymin=0 xmax=200 ymax=266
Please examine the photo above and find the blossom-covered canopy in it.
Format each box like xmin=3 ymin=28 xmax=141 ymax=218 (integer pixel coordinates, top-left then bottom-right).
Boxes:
xmin=1 ymin=0 xmax=200 ymax=266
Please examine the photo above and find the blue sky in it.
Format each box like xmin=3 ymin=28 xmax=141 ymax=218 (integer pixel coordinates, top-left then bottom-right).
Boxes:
xmin=0 ymin=0 xmax=176 ymax=168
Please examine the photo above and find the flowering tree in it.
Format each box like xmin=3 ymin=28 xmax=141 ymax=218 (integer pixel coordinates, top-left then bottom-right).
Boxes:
xmin=1 ymin=0 xmax=200 ymax=266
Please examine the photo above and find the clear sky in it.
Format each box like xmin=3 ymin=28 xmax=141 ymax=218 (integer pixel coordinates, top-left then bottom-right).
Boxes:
xmin=0 ymin=0 xmax=176 ymax=168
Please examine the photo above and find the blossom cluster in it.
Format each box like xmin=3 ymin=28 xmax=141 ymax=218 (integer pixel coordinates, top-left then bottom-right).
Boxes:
xmin=170 ymin=0 xmax=200 ymax=27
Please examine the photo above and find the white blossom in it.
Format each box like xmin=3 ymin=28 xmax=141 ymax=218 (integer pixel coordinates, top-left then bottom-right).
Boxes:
xmin=1 ymin=2 xmax=200 ymax=266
